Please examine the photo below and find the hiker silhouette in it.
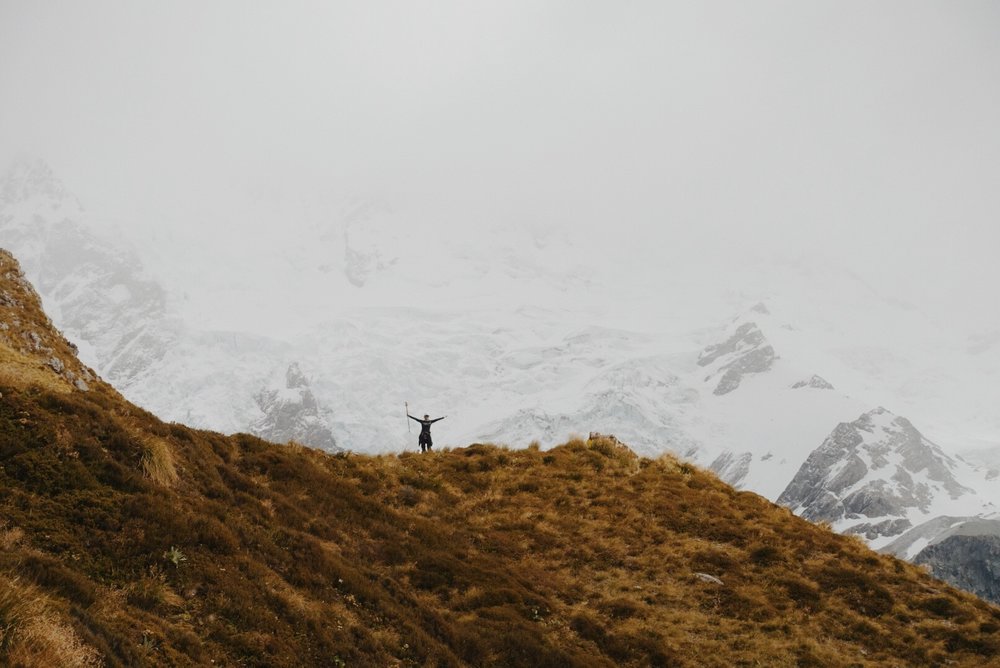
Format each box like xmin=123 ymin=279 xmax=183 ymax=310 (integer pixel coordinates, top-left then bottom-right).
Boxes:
xmin=407 ymin=412 xmax=445 ymax=452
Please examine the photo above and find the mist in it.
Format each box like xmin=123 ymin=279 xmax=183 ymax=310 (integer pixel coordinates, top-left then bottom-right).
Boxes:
xmin=2 ymin=1 xmax=1000 ymax=330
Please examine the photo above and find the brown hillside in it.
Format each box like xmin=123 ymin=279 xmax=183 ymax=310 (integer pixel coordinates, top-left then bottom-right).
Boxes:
xmin=0 ymin=248 xmax=998 ymax=667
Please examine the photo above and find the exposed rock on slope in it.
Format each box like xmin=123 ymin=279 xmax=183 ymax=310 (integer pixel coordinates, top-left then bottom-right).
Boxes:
xmin=698 ymin=321 xmax=776 ymax=395
xmin=0 ymin=250 xmax=100 ymax=393
xmin=709 ymin=450 xmax=753 ymax=487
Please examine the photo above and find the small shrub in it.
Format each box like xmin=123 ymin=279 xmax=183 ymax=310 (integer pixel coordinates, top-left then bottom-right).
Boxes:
xmin=920 ymin=595 xmax=958 ymax=618
xmin=597 ymin=597 xmax=643 ymax=620
xmin=397 ymin=485 xmax=419 ymax=507
xmin=748 ymin=544 xmax=782 ymax=566
xmin=163 ymin=546 xmax=186 ymax=569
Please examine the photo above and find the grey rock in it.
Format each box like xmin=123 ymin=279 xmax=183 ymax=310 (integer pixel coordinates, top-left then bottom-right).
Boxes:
xmin=252 ymin=363 xmax=340 ymax=452
xmin=916 ymin=534 xmax=1000 ymax=605
xmin=889 ymin=517 xmax=1000 ymax=605
xmin=845 ymin=518 xmax=912 ymax=541
xmin=698 ymin=322 xmax=776 ymax=395
xmin=694 ymin=572 xmax=724 ymax=585
xmin=710 ymin=451 xmax=753 ymax=488
xmin=792 ymin=375 xmax=834 ymax=390
xmin=777 ymin=408 xmax=971 ymax=539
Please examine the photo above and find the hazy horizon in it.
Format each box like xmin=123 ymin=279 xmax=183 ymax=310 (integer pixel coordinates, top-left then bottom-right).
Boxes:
xmin=2 ymin=1 xmax=999 ymax=334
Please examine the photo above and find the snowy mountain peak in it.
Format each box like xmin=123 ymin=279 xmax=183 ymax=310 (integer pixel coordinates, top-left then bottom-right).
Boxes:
xmin=252 ymin=362 xmax=339 ymax=452
xmin=777 ymin=408 xmax=975 ymax=544
xmin=285 ymin=361 xmax=309 ymax=390
xmin=697 ymin=321 xmax=776 ymax=395
xmin=1 ymin=157 xmax=80 ymax=211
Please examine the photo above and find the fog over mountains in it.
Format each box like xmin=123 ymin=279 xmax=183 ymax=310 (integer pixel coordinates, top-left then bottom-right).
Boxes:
xmin=5 ymin=159 xmax=1000 ymax=605
xmin=3 ymin=1 xmax=1000 ymax=608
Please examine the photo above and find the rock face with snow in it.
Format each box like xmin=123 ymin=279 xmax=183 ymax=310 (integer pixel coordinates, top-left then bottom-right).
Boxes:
xmin=709 ymin=451 xmax=753 ymax=487
xmin=777 ymin=408 xmax=972 ymax=541
xmin=916 ymin=535 xmax=1000 ymax=605
xmin=697 ymin=322 xmax=776 ymax=395
xmin=252 ymin=363 xmax=339 ymax=452
xmin=792 ymin=375 xmax=834 ymax=390
xmin=884 ymin=516 xmax=1000 ymax=605
xmin=0 ymin=158 xmax=178 ymax=384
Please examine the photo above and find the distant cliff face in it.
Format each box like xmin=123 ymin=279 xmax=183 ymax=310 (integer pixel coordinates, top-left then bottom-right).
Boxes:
xmin=915 ymin=534 xmax=1000 ymax=605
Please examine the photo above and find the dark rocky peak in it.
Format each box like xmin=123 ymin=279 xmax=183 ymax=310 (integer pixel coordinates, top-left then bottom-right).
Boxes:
xmin=285 ymin=361 xmax=309 ymax=390
xmin=792 ymin=375 xmax=834 ymax=390
xmin=0 ymin=157 xmax=79 ymax=210
xmin=698 ymin=321 xmax=776 ymax=395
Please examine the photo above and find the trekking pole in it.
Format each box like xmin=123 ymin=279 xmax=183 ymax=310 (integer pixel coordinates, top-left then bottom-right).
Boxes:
xmin=405 ymin=402 xmax=410 ymax=433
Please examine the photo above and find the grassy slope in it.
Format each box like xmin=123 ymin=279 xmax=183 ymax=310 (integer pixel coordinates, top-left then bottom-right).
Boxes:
xmin=0 ymin=249 xmax=999 ymax=667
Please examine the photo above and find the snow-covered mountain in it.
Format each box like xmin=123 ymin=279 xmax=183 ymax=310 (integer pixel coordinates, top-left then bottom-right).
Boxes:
xmin=252 ymin=362 xmax=339 ymax=452
xmin=3 ymin=157 xmax=1000 ymax=602
xmin=777 ymin=408 xmax=995 ymax=547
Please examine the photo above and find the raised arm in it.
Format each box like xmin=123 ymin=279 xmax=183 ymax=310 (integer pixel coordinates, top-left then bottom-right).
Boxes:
xmin=431 ymin=416 xmax=446 ymax=423
xmin=407 ymin=414 xmax=422 ymax=423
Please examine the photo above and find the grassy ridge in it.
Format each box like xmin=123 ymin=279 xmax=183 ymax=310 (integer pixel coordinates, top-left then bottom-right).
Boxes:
xmin=1 ymin=249 xmax=999 ymax=667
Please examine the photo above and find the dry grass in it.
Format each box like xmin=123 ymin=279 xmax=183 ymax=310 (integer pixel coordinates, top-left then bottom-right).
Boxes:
xmin=140 ymin=435 xmax=180 ymax=487
xmin=0 ymin=575 xmax=102 ymax=667
xmin=0 ymin=347 xmax=71 ymax=394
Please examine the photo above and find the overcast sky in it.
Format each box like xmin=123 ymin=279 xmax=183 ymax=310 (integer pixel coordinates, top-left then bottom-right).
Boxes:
xmin=2 ymin=1 xmax=999 ymax=326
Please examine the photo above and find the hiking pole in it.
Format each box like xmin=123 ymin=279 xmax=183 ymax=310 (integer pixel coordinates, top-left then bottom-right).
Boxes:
xmin=405 ymin=402 xmax=410 ymax=433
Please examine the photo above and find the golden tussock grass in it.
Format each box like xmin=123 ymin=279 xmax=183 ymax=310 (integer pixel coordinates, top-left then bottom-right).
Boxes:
xmin=0 ymin=347 xmax=71 ymax=394
xmin=0 ymin=575 xmax=103 ymax=667
xmin=139 ymin=435 xmax=180 ymax=487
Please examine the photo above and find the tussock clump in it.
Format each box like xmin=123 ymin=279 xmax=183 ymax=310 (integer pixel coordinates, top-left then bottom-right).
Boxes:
xmin=141 ymin=436 xmax=179 ymax=487
xmin=0 ymin=575 xmax=103 ymax=667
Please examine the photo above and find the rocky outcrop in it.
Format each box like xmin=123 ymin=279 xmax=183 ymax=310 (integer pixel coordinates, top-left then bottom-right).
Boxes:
xmin=252 ymin=363 xmax=339 ymax=452
xmin=698 ymin=322 xmax=776 ymax=395
xmin=0 ymin=249 xmax=99 ymax=391
xmin=0 ymin=159 xmax=179 ymax=385
xmin=777 ymin=408 xmax=971 ymax=540
xmin=792 ymin=375 xmax=834 ymax=390
xmin=844 ymin=518 xmax=912 ymax=541
xmin=887 ymin=517 xmax=1000 ymax=606
xmin=710 ymin=451 xmax=753 ymax=487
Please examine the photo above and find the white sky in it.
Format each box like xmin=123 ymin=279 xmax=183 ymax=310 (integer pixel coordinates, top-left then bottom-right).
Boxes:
xmin=2 ymin=1 xmax=999 ymax=329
